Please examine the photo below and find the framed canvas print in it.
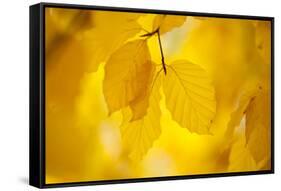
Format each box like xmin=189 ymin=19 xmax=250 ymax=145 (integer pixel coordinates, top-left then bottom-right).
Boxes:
xmin=29 ymin=2 xmax=274 ymax=188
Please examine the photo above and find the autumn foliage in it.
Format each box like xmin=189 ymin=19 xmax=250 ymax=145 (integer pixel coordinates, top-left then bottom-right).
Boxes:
xmin=45 ymin=8 xmax=271 ymax=183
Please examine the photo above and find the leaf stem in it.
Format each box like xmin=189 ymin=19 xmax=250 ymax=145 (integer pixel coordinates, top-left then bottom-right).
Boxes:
xmin=140 ymin=28 xmax=158 ymax=37
xmin=140 ymin=28 xmax=167 ymax=74
xmin=156 ymin=29 xmax=167 ymax=75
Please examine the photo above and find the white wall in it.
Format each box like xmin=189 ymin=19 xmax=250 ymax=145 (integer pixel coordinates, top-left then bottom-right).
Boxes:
xmin=0 ymin=0 xmax=279 ymax=190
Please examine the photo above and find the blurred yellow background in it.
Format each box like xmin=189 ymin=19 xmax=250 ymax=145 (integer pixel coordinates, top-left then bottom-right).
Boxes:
xmin=45 ymin=7 xmax=271 ymax=184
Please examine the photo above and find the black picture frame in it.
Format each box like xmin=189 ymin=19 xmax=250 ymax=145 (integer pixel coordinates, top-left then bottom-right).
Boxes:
xmin=29 ymin=2 xmax=275 ymax=189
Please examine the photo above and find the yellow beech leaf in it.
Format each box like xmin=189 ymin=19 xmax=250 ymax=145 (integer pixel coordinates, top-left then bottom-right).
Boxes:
xmin=103 ymin=40 xmax=153 ymax=115
xmin=245 ymin=90 xmax=271 ymax=165
xmin=129 ymin=62 xmax=156 ymax=121
xmin=163 ymin=60 xmax=216 ymax=134
xmin=227 ymin=85 xmax=271 ymax=166
xmin=228 ymin=136 xmax=257 ymax=172
xmin=120 ymin=76 xmax=162 ymax=161
xmin=153 ymin=15 xmax=186 ymax=35
xmin=84 ymin=11 xmax=142 ymax=72
xmin=225 ymin=85 xmax=260 ymax=139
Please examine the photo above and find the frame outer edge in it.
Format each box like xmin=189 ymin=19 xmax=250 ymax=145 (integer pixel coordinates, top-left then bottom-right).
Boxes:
xmin=30 ymin=2 xmax=274 ymax=188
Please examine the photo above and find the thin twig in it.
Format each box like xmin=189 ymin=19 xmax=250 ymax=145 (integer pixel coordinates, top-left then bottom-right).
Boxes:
xmin=139 ymin=27 xmax=167 ymax=75
xmin=139 ymin=28 xmax=158 ymax=37
xmin=156 ymin=30 xmax=167 ymax=75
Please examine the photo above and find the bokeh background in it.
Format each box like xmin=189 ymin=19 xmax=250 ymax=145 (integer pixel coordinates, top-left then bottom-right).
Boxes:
xmin=45 ymin=7 xmax=271 ymax=184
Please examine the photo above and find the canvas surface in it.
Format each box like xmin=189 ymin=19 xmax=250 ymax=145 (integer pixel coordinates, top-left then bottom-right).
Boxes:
xmin=45 ymin=7 xmax=272 ymax=184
